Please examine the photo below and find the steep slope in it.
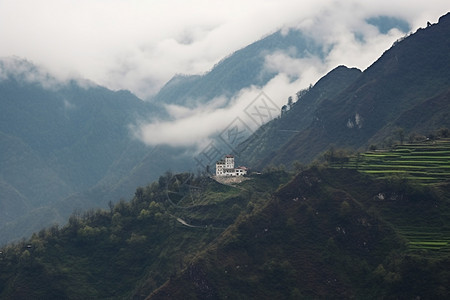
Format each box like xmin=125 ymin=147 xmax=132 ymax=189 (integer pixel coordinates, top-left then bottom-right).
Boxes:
xmin=0 ymin=171 xmax=291 ymax=299
xmin=242 ymin=12 xmax=450 ymax=169
xmin=0 ymin=131 xmax=73 ymax=209
xmin=149 ymin=168 xmax=450 ymax=299
xmin=238 ymin=65 xmax=362 ymax=167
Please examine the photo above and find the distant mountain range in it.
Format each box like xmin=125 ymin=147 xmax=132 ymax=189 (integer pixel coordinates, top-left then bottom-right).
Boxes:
xmin=151 ymin=29 xmax=323 ymax=107
xmin=151 ymin=15 xmax=410 ymax=108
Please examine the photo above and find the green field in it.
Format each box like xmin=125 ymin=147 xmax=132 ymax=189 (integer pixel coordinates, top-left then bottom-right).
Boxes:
xmin=331 ymin=138 xmax=450 ymax=185
xmin=398 ymin=227 xmax=450 ymax=253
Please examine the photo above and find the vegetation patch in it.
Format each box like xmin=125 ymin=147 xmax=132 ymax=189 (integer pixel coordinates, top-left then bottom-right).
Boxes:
xmin=330 ymin=138 xmax=450 ymax=185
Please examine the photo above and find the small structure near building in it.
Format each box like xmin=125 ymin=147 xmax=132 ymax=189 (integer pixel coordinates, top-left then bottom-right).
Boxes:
xmin=216 ymin=155 xmax=247 ymax=177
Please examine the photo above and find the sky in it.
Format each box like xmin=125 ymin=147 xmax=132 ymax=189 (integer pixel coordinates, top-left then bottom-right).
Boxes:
xmin=1 ymin=0 xmax=449 ymax=149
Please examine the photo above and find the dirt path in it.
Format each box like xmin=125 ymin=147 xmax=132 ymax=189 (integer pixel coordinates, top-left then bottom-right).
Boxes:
xmin=175 ymin=217 xmax=204 ymax=228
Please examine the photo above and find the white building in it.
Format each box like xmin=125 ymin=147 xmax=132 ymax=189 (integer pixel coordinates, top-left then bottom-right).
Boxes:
xmin=216 ymin=155 xmax=248 ymax=177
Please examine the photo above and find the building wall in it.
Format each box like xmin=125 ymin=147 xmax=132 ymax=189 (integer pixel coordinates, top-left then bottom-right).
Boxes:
xmin=216 ymin=155 xmax=247 ymax=177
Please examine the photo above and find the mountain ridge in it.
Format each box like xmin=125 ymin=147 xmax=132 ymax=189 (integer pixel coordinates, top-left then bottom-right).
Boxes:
xmin=238 ymin=12 xmax=450 ymax=169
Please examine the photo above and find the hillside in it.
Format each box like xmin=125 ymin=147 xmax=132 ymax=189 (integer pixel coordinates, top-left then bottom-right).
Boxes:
xmin=0 ymin=171 xmax=291 ymax=299
xmin=238 ymin=65 xmax=362 ymax=167
xmin=0 ymin=136 xmax=449 ymax=299
xmin=150 ymin=167 xmax=450 ymax=299
xmin=329 ymin=138 xmax=450 ymax=185
xmin=238 ymin=12 xmax=450 ymax=170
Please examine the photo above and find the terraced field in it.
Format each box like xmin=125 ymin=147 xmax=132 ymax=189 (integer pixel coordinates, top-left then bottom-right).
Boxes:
xmin=332 ymin=138 xmax=450 ymax=185
xmin=331 ymin=139 xmax=450 ymax=253
xmin=398 ymin=227 xmax=450 ymax=253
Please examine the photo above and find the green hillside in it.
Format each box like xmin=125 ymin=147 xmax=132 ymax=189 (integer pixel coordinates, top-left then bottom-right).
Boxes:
xmin=328 ymin=138 xmax=450 ymax=256
xmin=330 ymin=138 xmax=450 ymax=185
xmin=0 ymin=147 xmax=449 ymax=298
xmin=0 ymin=171 xmax=291 ymax=299
xmin=1 ymin=149 xmax=449 ymax=299
xmin=150 ymin=168 xmax=450 ymax=299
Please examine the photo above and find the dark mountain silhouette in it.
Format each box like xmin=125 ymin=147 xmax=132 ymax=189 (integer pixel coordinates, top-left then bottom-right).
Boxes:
xmin=238 ymin=12 xmax=450 ymax=169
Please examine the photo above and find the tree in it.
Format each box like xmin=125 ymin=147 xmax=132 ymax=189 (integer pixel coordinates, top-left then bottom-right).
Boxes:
xmin=135 ymin=187 xmax=144 ymax=202
xmin=293 ymin=160 xmax=304 ymax=173
xmin=296 ymin=87 xmax=310 ymax=102
xmin=287 ymin=96 xmax=293 ymax=107
xmin=437 ymin=127 xmax=449 ymax=138
xmin=396 ymin=128 xmax=405 ymax=144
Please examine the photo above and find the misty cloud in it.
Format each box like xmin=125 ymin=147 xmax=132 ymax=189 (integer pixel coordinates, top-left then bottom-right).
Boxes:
xmin=1 ymin=1 xmax=449 ymax=150
xmin=133 ymin=87 xmax=283 ymax=148
xmin=0 ymin=57 xmax=61 ymax=89
xmin=1 ymin=1 xmax=448 ymax=99
xmin=133 ymin=0 xmax=449 ymax=149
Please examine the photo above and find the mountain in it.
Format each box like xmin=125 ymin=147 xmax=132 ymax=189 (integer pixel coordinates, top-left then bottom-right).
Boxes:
xmin=153 ymin=15 xmax=411 ymax=108
xmin=151 ymin=29 xmax=325 ymax=107
xmin=149 ymin=167 xmax=450 ymax=299
xmin=0 ymin=60 xmax=194 ymax=244
xmin=0 ymin=171 xmax=292 ymax=299
xmin=238 ymin=12 xmax=450 ymax=169
xmin=1 ymin=152 xmax=448 ymax=298
xmin=237 ymin=65 xmax=362 ymax=167
xmin=0 ymin=12 xmax=449 ymax=298
xmin=0 ymin=12 xmax=417 ymax=244
xmin=150 ymin=15 xmax=411 ymax=113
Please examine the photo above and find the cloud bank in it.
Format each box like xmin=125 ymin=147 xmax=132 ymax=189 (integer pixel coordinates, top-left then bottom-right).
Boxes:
xmin=1 ymin=0 xmax=448 ymax=100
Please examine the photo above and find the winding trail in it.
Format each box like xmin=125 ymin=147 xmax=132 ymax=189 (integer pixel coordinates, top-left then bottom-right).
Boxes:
xmin=175 ymin=217 xmax=204 ymax=228
xmin=169 ymin=214 xmax=226 ymax=230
